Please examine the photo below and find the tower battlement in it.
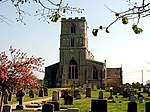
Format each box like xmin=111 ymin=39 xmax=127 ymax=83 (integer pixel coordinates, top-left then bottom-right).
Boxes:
xmin=61 ymin=17 xmax=86 ymax=21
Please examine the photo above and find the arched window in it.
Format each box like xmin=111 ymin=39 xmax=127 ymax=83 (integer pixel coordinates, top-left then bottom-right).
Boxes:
xmin=71 ymin=23 xmax=76 ymax=33
xmin=93 ymin=67 xmax=98 ymax=79
xmin=68 ymin=59 xmax=78 ymax=79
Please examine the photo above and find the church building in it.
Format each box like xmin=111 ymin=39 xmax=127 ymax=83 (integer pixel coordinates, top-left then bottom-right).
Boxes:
xmin=44 ymin=17 xmax=123 ymax=88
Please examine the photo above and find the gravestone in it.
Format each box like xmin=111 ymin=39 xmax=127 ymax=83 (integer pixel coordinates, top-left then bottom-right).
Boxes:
xmin=67 ymin=108 xmax=80 ymax=112
xmin=143 ymin=86 xmax=149 ymax=93
xmin=108 ymin=88 xmax=113 ymax=100
xmin=52 ymin=91 xmax=58 ymax=101
xmin=42 ymin=103 xmax=54 ymax=112
xmin=47 ymin=101 xmax=60 ymax=111
xmin=137 ymin=92 xmax=144 ymax=99
xmin=38 ymin=89 xmax=43 ymax=97
xmin=130 ymin=95 xmax=136 ymax=102
xmin=138 ymin=87 xmax=141 ymax=91
xmin=98 ymin=91 xmax=103 ymax=99
xmin=4 ymin=90 xmax=9 ymax=104
xmin=128 ymin=102 xmax=137 ymax=112
xmin=83 ymin=84 xmax=87 ymax=89
xmin=113 ymin=86 xmax=119 ymax=95
xmin=88 ymin=83 xmax=92 ymax=89
xmin=101 ymin=84 xmax=105 ymax=90
xmin=93 ymin=85 xmax=97 ymax=91
xmin=91 ymin=99 xmax=107 ymax=112
xmin=74 ymin=89 xmax=79 ymax=98
xmin=76 ymin=93 xmax=81 ymax=99
xmin=64 ymin=95 xmax=73 ymax=105
xmin=145 ymin=102 xmax=150 ymax=112
xmin=123 ymin=89 xmax=129 ymax=98
xmin=3 ymin=105 xmax=12 ymax=112
xmin=61 ymin=90 xmax=66 ymax=98
xmin=119 ymin=87 xmax=124 ymax=95
xmin=25 ymin=88 xmax=29 ymax=94
xmin=16 ymin=89 xmax=25 ymax=110
xmin=139 ymin=97 xmax=143 ymax=103
xmin=29 ymin=89 xmax=34 ymax=98
xmin=86 ymin=88 xmax=91 ymax=98
xmin=44 ymin=88 xmax=48 ymax=96
xmin=105 ymin=87 xmax=109 ymax=92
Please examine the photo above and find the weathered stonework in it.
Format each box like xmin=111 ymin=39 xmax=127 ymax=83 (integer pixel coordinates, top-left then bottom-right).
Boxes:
xmin=44 ymin=17 xmax=123 ymax=88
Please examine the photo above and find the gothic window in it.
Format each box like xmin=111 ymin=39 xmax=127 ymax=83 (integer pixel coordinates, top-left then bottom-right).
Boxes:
xmin=70 ymin=38 xmax=74 ymax=47
xmin=68 ymin=59 xmax=78 ymax=79
xmin=93 ymin=67 xmax=98 ymax=79
xmin=71 ymin=23 xmax=76 ymax=33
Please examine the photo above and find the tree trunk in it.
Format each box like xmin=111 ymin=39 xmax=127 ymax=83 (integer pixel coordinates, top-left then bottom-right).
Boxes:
xmin=0 ymin=92 xmax=4 ymax=112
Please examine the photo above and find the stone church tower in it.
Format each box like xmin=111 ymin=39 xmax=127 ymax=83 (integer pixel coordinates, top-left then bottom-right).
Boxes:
xmin=44 ymin=17 xmax=123 ymax=88
xmin=59 ymin=17 xmax=92 ymax=86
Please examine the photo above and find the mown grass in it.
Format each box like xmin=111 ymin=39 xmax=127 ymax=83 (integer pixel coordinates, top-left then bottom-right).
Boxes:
xmin=11 ymin=88 xmax=150 ymax=112
xmin=9 ymin=88 xmax=62 ymax=104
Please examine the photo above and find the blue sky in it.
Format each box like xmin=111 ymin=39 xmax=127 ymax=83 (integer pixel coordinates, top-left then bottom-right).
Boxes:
xmin=1 ymin=0 xmax=150 ymax=84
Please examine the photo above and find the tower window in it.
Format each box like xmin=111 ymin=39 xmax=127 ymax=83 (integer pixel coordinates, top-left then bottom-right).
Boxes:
xmin=71 ymin=38 xmax=74 ymax=47
xmin=68 ymin=59 xmax=78 ymax=79
xmin=71 ymin=23 xmax=76 ymax=33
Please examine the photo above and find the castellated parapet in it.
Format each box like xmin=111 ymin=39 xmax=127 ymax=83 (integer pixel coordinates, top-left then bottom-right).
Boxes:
xmin=61 ymin=17 xmax=86 ymax=22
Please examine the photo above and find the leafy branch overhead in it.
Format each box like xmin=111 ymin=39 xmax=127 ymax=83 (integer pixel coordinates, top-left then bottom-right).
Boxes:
xmin=92 ymin=0 xmax=148 ymax=36
xmin=0 ymin=0 xmax=84 ymax=24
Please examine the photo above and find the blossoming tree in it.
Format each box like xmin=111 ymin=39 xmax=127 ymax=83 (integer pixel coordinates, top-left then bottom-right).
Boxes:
xmin=0 ymin=46 xmax=44 ymax=111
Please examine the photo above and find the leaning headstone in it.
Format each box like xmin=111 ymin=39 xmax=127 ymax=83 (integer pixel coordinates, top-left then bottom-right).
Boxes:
xmin=145 ymin=102 xmax=150 ymax=112
xmin=139 ymin=97 xmax=143 ymax=103
xmin=128 ymin=102 xmax=137 ymax=112
xmin=67 ymin=108 xmax=80 ymax=112
xmin=38 ymin=89 xmax=43 ymax=97
xmin=3 ymin=105 xmax=12 ymax=112
xmin=86 ymin=88 xmax=91 ymax=98
xmin=91 ymin=99 xmax=107 ymax=112
xmin=42 ymin=103 xmax=54 ymax=112
xmin=52 ymin=91 xmax=58 ymax=101
xmin=98 ymin=91 xmax=103 ymax=99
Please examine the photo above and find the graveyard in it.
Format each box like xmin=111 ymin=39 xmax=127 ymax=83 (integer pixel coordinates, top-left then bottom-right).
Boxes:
xmin=3 ymin=84 xmax=150 ymax=112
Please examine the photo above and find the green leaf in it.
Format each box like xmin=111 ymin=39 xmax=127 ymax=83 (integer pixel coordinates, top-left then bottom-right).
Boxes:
xmin=122 ymin=17 xmax=128 ymax=24
xmin=132 ymin=25 xmax=143 ymax=34
xmin=92 ymin=29 xmax=99 ymax=36
xmin=51 ymin=13 xmax=61 ymax=22
xmin=132 ymin=24 xmax=137 ymax=30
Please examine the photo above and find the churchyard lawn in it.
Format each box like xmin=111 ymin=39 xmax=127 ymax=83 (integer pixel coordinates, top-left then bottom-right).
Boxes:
xmin=11 ymin=88 xmax=150 ymax=112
